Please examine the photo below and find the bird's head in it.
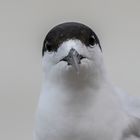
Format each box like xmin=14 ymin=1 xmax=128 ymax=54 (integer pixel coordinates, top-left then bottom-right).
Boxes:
xmin=42 ymin=22 xmax=105 ymax=85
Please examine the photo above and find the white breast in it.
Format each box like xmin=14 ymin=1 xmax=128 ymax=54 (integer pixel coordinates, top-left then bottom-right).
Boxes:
xmin=34 ymin=81 xmax=131 ymax=140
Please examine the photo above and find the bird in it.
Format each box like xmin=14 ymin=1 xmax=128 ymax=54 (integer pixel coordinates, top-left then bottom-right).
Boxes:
xmin=34 ymin=22 xmax=140 ymax=140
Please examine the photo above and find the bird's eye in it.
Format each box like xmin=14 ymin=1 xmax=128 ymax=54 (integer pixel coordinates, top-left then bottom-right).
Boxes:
xmin=47 ymin=44 xmax=52 ymax=52
xmin=89 ymin=36 xmax=96 ymax=47
xmin=44 ymin=41 xmax=52 ymax=52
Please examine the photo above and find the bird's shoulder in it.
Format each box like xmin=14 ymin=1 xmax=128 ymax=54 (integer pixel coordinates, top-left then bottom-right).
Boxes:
xmin=115 ymin=87 xmax=140 ymax=119
xmin=115 ymin=87 xmax=140 ymax=138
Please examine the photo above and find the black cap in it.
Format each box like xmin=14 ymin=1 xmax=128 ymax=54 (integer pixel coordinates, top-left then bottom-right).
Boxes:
xmin=42 ymin=22 xmax=101 ymax=56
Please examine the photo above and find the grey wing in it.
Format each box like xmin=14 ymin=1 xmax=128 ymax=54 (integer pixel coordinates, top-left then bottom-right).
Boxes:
xmin=116 ymin=88 xmax=140 ymax=119
xmin=116 ymin=87 xmax=140 ymax=139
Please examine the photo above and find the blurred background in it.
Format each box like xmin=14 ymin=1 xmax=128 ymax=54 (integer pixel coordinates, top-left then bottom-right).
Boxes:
xmin=0 ymin=0 xmax=140 ymax=139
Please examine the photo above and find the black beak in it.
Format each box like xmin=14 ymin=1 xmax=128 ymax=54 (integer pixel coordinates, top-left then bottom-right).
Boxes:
xmin=61 ymin=48 xmax=85 ymax=73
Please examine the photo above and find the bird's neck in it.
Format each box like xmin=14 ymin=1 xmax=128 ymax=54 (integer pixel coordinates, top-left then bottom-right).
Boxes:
xmin=40 ymin=62 xmax=121 ymax=121
xmin=43 ymin=62 xmax=109 ymax=92
xmin=40 ymin=65 xmax=118 ymax=120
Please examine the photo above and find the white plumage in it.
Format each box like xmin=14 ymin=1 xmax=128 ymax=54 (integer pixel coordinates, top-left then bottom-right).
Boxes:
xmin=34 ymin=23 xmax=140 ymax=140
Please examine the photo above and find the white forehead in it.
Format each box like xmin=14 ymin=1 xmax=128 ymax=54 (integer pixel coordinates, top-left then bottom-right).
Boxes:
xmin=58 ymin=39 xmax=88 ymax=56
xmin=60 ymin=39 xmax=84 ymax=49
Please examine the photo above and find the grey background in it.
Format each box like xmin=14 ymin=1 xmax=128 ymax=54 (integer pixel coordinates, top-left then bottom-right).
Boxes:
xmin=0 ymin=0 xmax=140 ymax=140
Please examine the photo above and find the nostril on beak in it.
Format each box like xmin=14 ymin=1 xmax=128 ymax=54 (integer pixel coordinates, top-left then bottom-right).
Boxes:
xmin=61 ymin=48 xmax=85 ymax=63
xmin=79 ymin=55 xmax=86 ymax=60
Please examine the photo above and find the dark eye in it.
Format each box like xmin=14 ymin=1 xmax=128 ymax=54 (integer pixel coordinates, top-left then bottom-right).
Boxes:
xmin=89 ymin=36 xmax=96 ymax=46
xmin=45 ymin=41 xmax=52 ymax=52
xmin=47 ymin=44 xmax=52 ymax=52
xmin=42 ymin=41 xmax=53 ymax=55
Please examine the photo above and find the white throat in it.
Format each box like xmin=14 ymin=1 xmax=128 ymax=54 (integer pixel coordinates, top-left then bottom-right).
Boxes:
xmin=42 ymin=39 xmax=108 ymax=91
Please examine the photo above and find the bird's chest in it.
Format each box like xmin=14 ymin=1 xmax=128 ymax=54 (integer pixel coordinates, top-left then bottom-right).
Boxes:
xmin=36 ymin=89 xmax=128 ymax=140
xmin=48 ymin=110 xmax=123 ymax=140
